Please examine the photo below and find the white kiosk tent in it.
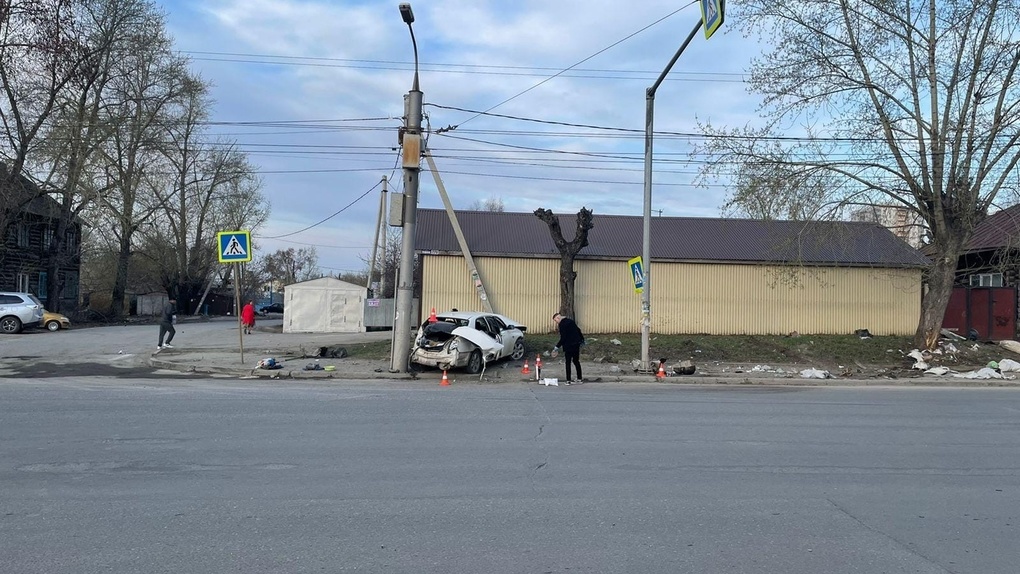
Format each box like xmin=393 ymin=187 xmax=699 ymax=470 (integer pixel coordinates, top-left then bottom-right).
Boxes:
xmin=283 ymin=277 xmax=366 ymax=333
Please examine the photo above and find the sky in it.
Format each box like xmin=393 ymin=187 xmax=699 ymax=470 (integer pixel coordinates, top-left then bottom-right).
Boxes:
xmin=160 ymin=0 xmax=764 ymax=276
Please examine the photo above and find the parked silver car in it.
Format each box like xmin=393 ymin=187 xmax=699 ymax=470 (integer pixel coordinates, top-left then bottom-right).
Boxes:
xmin=411 ymin=311 xmax=527 ymax=374
xmin=0 ymin=292 xmax=45 ymax=334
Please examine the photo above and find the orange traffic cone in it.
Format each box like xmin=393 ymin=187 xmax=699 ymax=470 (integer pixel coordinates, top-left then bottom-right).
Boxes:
xmin=656 ymin=361 xmax=667 ymax=379
xmin=428 ymin=307 xmax=437 ymax=323
xmin=521 ymin=359 xmax=530 ymax=375
xmin=440 ymin=370 xmax=450 ymax=386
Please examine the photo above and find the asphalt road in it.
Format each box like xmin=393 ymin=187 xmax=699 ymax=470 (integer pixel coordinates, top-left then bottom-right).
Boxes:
xmin=2 ymin=377 xmax=1018 ymax=573
xmin=0 ymin=317 xmax=389 ymax=378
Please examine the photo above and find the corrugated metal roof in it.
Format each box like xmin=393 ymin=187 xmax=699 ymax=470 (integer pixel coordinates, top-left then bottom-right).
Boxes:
xmin=415 ymin=209 xmax=929 ymax=267
xmin=963 ymin=204 xmax=1020 ymax=253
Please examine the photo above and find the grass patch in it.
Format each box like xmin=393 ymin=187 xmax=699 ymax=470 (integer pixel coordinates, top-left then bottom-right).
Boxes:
xmin=344 ymin=332 xmax=1006 ymax=369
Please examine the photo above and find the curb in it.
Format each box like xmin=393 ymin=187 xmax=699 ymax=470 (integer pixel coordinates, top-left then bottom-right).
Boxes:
xmin=146 ymin=356 xmax=1020 ymax=387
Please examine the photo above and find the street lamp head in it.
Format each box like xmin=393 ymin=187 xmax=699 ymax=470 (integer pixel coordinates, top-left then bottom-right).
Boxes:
xmin=399 ymin=3 xmax=414 ymax=24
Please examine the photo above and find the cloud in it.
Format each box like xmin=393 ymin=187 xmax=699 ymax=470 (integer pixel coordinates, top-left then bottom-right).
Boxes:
xmin=163 ymin=0 xmax=763 ymax=276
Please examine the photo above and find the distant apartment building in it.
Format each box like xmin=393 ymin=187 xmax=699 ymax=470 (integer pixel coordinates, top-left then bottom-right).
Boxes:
xmin=850 ymin=205 xmax=924 ymax=248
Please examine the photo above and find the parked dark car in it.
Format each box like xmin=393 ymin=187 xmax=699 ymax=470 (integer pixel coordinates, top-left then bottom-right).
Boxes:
xmin=258 ymin=303 xmax=284 ymax=315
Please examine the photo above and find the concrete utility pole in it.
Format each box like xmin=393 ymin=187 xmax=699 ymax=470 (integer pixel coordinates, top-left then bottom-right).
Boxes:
xmin=390 ymin=3 xmax=423 ymax=373
xmin=366 ymin=176 xmax=388 ymax=295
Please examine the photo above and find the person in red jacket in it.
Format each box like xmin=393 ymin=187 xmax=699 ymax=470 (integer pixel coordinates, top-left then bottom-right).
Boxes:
xmin=241 ymin=300 xmax=257 ymax=335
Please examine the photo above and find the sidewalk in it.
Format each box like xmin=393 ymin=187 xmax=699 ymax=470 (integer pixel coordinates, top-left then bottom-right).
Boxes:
xmin=146 ymin=326 xmax=1020 ymax=387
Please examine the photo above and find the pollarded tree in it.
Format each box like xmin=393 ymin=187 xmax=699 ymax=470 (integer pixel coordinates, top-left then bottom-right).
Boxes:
xmin=696 ymin=1 xmax=1020 ymax=349
xmin=534 ymin=207 xmax=593 ymax=319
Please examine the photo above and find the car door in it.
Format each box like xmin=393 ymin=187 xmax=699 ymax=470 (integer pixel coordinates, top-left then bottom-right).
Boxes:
xmin=484 ymin=315 xmax=515 ymax=358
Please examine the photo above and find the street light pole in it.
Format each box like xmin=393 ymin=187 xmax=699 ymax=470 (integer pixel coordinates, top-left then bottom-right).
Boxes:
xmin=390 ymin=2 xmax=423 ymax=373
xmin=639 ymin=19 xmax=703 ymax=372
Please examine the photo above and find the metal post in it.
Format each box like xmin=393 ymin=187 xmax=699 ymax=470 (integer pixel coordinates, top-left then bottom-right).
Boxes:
xmin=640 ymin=19 xmax=703 ymax=372
xmin=391 ymin=4 xmax=422 ymax=373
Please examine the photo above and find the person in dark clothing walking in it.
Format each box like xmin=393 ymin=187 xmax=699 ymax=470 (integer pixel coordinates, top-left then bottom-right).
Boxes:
xmin=157 ymin=298 xmax=177 ymax=350
xmin=551 ymin=312 xmax=585 ymax=383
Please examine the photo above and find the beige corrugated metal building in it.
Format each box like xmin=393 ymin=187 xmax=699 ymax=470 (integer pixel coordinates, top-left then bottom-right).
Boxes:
xmin=416 ymin=210 xmax=929 ymax=336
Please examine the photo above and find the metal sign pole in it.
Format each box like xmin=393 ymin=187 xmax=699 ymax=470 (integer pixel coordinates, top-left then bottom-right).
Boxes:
xmin=234 ymin=262 xmax=244 ymax=365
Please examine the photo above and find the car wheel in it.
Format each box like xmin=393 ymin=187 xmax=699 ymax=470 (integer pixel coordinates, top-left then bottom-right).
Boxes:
xmin=1 ymin=316 xmax=23 ymax=334
xmin=465 ymin=349 xmax=483 ymax=374
xmin=46 ymin=320 xmax=61 ymax=332
xmin=511 ymin=339 xmax=525 ymax=360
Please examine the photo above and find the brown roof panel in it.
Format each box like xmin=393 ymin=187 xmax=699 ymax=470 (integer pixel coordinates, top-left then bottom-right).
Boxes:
xmin=415 ymin=209 xmax=929 ymax=267
xmin=963 ymin=204 xmax=1020 ymax=253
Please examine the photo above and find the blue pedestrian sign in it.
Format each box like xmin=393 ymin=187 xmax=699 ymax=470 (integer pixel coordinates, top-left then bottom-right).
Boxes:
xmin=217 ymin=230 xmax=252 ymax=263
xmin=700 ymin=0 xmax=724 ymax=40
xmin=628 ymin=256 xmax=645 ymax=294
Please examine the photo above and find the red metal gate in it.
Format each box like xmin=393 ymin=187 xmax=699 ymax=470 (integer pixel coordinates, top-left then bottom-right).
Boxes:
xmin=942 ymin=287 xmax=1016 ymax=341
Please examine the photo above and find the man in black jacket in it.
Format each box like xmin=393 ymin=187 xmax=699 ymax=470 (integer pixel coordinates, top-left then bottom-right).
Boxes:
xmin=552 ymin=312 xmax=585 ymax=383
xmin=157 ymin=298 xmax=177 ymax=350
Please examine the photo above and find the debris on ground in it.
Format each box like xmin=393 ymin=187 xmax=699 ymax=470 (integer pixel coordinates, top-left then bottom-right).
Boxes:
xmin=799 ymin=368 xmax=831 ymax=379
xmin=855 ymin=328 xmax=872 ymax=339
xmin=255 ymin=358 xmax=283 ymax=370
xmin=999 ymin=340 xmax=1020 ymax=356
xmin=673 ymin=360 xmax=696 ymax=375
xmin=998 ymin=358 xmax=1020 ymax=372
xmin=940 ymin=328 xmax=966 ymax=341
xmin=952 ymin=367 xmax=1004 ymax=379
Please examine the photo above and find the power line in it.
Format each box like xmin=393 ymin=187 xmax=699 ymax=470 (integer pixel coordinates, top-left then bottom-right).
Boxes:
xmin=180 ymin=50 xmax=746 ymax=82
xmin=262 ymin=179 xmax=383 ymax=239
xmin=450 ymin=2 xmax=699 ymax=130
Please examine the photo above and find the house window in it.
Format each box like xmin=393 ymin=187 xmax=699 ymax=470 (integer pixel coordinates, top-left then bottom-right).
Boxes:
xmin=66 ymin=228 xmax=77 ymax=249
xmin=38 ymin=272 xmax=48 ymax=299
xmin=969 ymin=273 xmax=1004 ymax=287
xmin=16 ymin=273 xmax=29 ymax=292
xmin=42 ymin=227 xmax=54 ymax=249
xmin=62 ymin=271 xmax=78 ymax=301
xmin=17 ymin=223 xmax=29 ymax=247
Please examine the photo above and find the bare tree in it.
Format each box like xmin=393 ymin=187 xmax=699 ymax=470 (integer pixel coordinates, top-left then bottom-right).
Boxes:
xmin=97 ymin=0 xmax=189 ymax=317
xmin=261 ymin=247 xmax=320 ymax=286
xmin=34 ymin=0 xmax=166 ymax=312
xmin=0 ymin=0 xmax=91 ymax=265
xmin=467 ymin=195 xmax=505 ymax=212
xmin=534 ymin=207 xmax=594 ymax=319
xmin=137 ymin=74 xmax=267 ymax=313
xmin=695 ymin=1 xmax=1020 ymax=349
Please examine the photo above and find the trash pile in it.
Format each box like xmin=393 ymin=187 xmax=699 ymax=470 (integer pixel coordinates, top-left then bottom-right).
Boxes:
xmin=901 ymin=336 xmax=1020 ymax=379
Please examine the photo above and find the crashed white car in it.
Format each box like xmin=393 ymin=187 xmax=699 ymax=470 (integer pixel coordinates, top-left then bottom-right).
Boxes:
xmin=410 ymin=311 xmax=527 ymax=374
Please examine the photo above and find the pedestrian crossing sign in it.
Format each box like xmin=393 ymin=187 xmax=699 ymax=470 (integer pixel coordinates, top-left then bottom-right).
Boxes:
xmin=217 ymin=230 xmax=252 ymax=263
xmin=628 ymin=256 xmax=644 ymax=294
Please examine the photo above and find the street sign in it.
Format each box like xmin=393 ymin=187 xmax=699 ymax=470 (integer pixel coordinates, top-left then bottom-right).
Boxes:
xmin=628 ymin=256 xmax=645 ymax=294
xmin=217 ymin=230 xmax=252 ymax=263
xmin=700 ymin=0 xmax=724 ymax=40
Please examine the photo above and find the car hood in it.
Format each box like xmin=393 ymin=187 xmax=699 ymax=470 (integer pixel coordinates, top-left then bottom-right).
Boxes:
xmin=451 ymin=326 xmax=502 ymax=354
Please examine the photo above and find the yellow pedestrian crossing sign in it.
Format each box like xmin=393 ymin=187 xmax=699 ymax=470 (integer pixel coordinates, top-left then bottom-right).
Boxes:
xmin=217 ymin=230 xmax=252 ymax=263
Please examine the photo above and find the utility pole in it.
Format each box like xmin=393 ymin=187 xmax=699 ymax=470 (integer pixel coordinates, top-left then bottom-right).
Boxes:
xmin=424 ymin=150 xmax=495 ymax=313
xmin=367 ymin=176 xmax=388 ymax=296
xmin=390 ymin=3 xmax=423 ymax=373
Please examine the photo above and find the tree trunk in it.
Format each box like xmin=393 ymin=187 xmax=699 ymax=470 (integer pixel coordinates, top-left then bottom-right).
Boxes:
xmin=559 ymin=254 xmax=577 ymax=318
xmin=915 ymin=253 xmax=958 ymax=350
xmin=110 ymin=231 xmax=133 ymax=318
